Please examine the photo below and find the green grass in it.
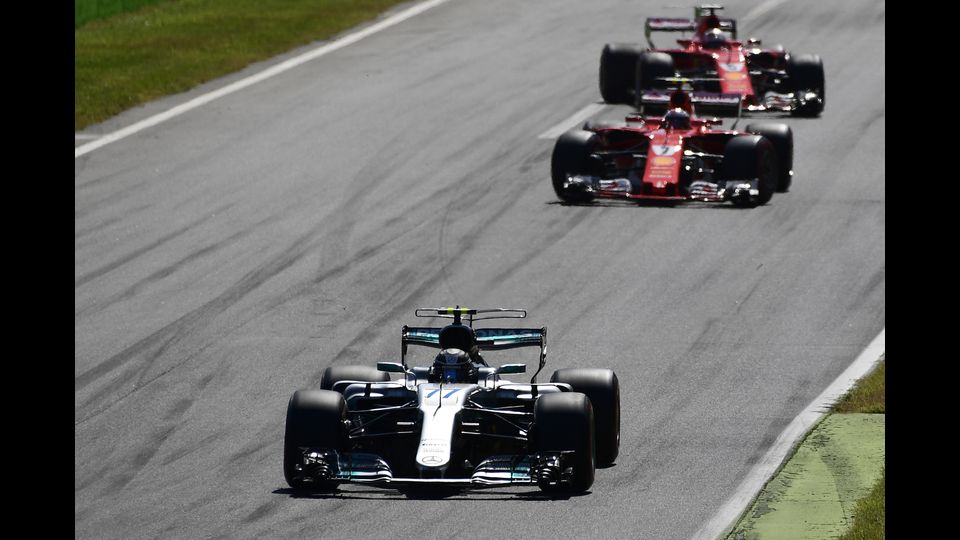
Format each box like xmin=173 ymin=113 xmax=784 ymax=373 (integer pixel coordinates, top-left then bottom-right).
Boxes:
xmin=839 ymin=467 xmax=885 ymax=540
xmin=76 ymin=0 xmax=168 ymax=28
xmin=75 ymin=0 xmax=412 ymax=130
xmin=836 ymin=356 xmax=885 ymax=539
xmin=833 ymin=356 xmax=885 ymax=414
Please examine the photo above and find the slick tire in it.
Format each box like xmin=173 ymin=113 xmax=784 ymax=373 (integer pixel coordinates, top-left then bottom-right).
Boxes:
xmin=600 ymin=43 xmax=643 ymax=104
xmin=550 ymin=129 xmax=598 ymax=204
xmin=283 ymin=389 xmax=348 ymax=490
xmin=787 ymin=54 xmax=825 ymax=117
xmin=550 ymin=368 xmax=620 ymax=466
xmin=634 ymin=51 xmax=675 ymax=109
xmin=721 ymin=135 xmax=778 ymax=207
xmin=744 ymin=123 xmax=793 ymax=192
xmin=532 ymin=392 xmax=596 ymax=493
xmin=319 ymin=365 xmax=391 ymax=392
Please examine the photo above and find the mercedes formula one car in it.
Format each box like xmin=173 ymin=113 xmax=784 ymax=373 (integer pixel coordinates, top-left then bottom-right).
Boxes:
xmin=283 ymin=307 xmax=620 ymax=493
xmin=551 ymin=83 xmax=794 ymax=206
xmin=599 ymin=4 xmax=825 ymax=117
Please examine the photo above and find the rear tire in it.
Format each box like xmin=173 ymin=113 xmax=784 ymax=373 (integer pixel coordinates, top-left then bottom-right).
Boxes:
xmin=283 ymin=389 xmax=348 ymax=490
xmin=634 ymin=52 xmax=675 ymax=109
xmin=550 ymin=368 xmax=620 ymax=466
xmin=319 ymin=365 xmax=391 ymax=392
xmin=721 ymin=135 xmax=778 ymax=207
xmin=599 ymin=44 xmax=642 ymax=104
xmin=550 ymin=130 xmax=598 ymax=203
xmin=787 ymin=54 xmax=825 ymax=117
xmin=744 ymin=123 xmax=793 ymax=192
xmin=533 ymin=392 xmax=595 ymax=492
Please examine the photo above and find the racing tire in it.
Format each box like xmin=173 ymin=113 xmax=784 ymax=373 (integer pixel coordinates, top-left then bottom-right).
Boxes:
xmin=744 ymin=123 xmax=793 ymax=192
xmin=283 ymin=389 xmax=348 ymax=491
xmin=599 ymin=43 xmax=643 ymax=104
xmin=720 ymin=135 xmax=778 ymax=207
xmin=786 ymin=54 xmax=825 ymax=117
xmin=550 ymin=368 xmax=620 ymax=466
xmin=319 ymin=365 xmax=391 ymax=391
xmin=550 ymin=129 xmax=599 ymax=204
xmin=634 ymin=52 xmax=675 ymax=109
xmin=532 ymin=392 xmax=596 ymax=493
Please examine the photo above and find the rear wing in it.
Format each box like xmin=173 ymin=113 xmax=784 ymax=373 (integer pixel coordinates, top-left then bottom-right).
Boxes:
xmin=400 ymin=306 xmax=548 ymax=383
xmin=644 ymin=17 xmax=737 ymax=47
xmin=402 ymin=326 xmax=546 ymax=351
xmin=638 ymin=89 xmax=743 ymax=116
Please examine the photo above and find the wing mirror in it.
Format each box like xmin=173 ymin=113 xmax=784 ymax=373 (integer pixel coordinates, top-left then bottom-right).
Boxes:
xmin=747 ymin=37 xmax=762 ymax=47
xmin=377 ymin=362 xmax=406 ymax=373
xmin=498 ymin=363 xmax=526 ymax=374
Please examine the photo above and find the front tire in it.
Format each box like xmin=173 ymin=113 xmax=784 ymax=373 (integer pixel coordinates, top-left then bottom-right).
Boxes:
xmin=721 ymin=135 xmax=778 ymax=207
xmin=283 ymin=389 xmax=348 ymax=490
xmin=550 ymin=129 xmax=598 ymax=203
xmin=787 ymin=54 xmax=825 ymax=117
xmin=532 ymin=392 xmax=596 ymax=492
xmin=550 ymin=368 xmax=620 ymax=466
xmin=744 ymin=123 xmax=793 ymax=192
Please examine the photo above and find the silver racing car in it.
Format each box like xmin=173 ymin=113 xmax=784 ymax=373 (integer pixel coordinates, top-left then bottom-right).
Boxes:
xmin=283 ymin=307 xmax=620 ymax=493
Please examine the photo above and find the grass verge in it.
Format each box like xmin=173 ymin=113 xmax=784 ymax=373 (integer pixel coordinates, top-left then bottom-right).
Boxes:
xmin=75 ymin=0 xmax=413 ymax=130
xmin=76 ymin=0 xmax=167 ymax=28
xmin=839 ymin=467 xmax=885 ymax=540
xmin=833 ymin=356 xmax=884 ymax=414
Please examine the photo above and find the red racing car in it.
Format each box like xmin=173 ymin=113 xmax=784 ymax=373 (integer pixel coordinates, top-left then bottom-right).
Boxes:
xmin=551 ymin=84 xmax=794 ymax=207
xmin=599 ymin=4 xmax=824 ymax=117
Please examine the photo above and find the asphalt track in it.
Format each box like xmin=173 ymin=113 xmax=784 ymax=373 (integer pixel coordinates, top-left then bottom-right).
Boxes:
xmin=75 ymin=0 xmax=885 ymax=537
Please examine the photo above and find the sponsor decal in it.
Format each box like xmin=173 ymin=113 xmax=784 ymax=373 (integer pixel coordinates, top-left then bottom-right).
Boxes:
xmin=652 ymin=156 xmax=676 ymax=166
xmin=421 ymin=455 xmax=444 ymax=464
xmin=723 ymin=72 xmax=746 ymax=81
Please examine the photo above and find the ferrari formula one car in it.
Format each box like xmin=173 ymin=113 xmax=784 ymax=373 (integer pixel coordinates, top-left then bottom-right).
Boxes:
xmin=599 ymin=4 xmax=824 ymax=117
xmin=283 ymin=307 xmax=620 ymax=493
xmin=551 ymin=83 xmax=794 ymax=206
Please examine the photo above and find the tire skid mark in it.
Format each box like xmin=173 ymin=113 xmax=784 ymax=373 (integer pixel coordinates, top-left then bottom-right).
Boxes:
xmin=243 ymin=499 xmax=282 ymax=524
xmin=743 ymin=379 xmax=813 ymax=469
xmin=308 ymin=269 xmax=446 ymax=386
xmin=75 ymin=227 xmax=250 ymax=319
xmin=846 ymin=266 xmax=884 ymax=313
xmin=76 ymin=219 xmax=328 ymax=410
xmin=76 ymin=212 xmax=216 ymax=288
xmin=161 ymin=432 xmax=222 ymax=467
xmin=75 ymin=215 xmax=123 ymax=240
xmin=100 ymin=424 xmax=177 ymax=495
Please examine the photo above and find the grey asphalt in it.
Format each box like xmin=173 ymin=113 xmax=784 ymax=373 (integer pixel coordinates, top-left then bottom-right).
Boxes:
xmin=74 ymin=0 xmax=885 ymax=538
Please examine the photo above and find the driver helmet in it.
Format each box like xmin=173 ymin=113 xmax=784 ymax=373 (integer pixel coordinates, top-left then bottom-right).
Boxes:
xmin=702 ymin=28 xmax=727 ymax=49
xmin=662 ymin=108 xmax=691 ymax=130
xmin=668 ymin=88 xmax=693 ymax=114
xmin=431 ymin=348 xmax=477 ymax=383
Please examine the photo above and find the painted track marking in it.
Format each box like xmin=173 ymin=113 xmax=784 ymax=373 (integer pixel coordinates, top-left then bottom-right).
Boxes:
xmin=537 ymin=102 xmax=607 ymax=139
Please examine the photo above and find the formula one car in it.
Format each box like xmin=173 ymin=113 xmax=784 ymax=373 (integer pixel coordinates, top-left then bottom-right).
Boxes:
xmin=283 ymin=307 xmax=620 ymax=493
xmin=551 ymin=82 xmax=794 ymax=206
xmin=599 ymin=4 xmax=824 ymax=117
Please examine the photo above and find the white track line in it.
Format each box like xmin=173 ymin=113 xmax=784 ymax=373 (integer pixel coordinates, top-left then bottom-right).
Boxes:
xmin=75 ymin=0 xmax=453 ymax=158
xmin=691 ymin=328 xmax=886 ymax=540
xmin=537 ymin=102 xmax=607 ymax=139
